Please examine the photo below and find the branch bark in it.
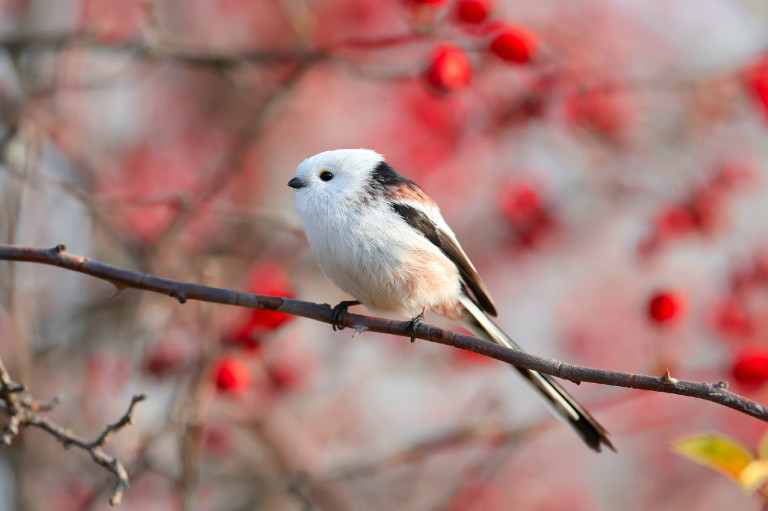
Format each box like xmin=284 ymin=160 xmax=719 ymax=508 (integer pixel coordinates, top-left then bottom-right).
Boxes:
xmin=0 ymin=350 xmax=145 ymax=506
xmin=1 ymin=243 xmax=766 ymax=426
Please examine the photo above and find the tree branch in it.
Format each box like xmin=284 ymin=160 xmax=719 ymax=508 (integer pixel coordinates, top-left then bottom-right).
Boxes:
xmin=0 ymin=349 xmax=145 ymax=506
xmin=1 ymin=243 xmax=766 ymax=426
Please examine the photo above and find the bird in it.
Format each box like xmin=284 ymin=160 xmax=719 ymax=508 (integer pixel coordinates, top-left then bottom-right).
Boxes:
xmin=287 ymin=148 xmax=614 ymax=452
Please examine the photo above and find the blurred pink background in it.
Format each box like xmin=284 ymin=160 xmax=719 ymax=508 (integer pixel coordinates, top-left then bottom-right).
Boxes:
xmin=2 ymin=0 xmax=768 ymax=509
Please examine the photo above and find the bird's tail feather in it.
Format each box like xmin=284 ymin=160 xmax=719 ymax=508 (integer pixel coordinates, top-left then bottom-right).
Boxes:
xmin=458 ymin=294 xmax=615 ymax=453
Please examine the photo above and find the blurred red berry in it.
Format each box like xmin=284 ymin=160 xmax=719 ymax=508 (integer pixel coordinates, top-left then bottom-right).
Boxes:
xmin=409 ymin=0 xmax=448 ymax=4
xmin=224 ymin=320 xmax=264 ymax=352
xmin=213 ymin=356 xmax=251 ymax=395
xmin=564 ymin=84 xmax=629 ymax=141
xmin=743 ymin=56 xmax=768 ymax=119
xmin=712 ymin=160 xmax=759 ymax=191
xmin=455 ymin=0 xmax=490 ymax=24
xmin=753 ymin=250 xmax=768 ymax=284
xmin=200 ymin=423 xmax=232 ymax=455
xmin=226 ymin=262 xmax=296 ymax=350
xmin=426 ymin=45 xmax=473 ymax=91
xmin=452 ymin=329 xmax=495 ymax=366
xmin=499 ymin=181 xmax=559 ymax=250
xmin=711 ymin=297 xmax=753 ymax=340
xmin=248 ymin=262 xmax=296 ymax=330
xmin=269 ymin=362 xmax=303 ymax=391
xmin=729 ymin=267 xmax=756 ymax=295
xmin=454 ymin=349 xmax=494 ymax=365
xmin=654 ymin=204 xmax=697 ymax=240
xmin=489 ymin=26 xmax=539 ymax=64
xmin=648 ymin=291 xmax=686 ymax=325
xmin=143 ymin=343 xmax=186 ymax=377
xmin=690 ymin=188 xmax=725 ymax=233
xmin=732 ymin=348 xmax=768 ymax=386
xmin=449 ymin=480 xmax=505 ymax=511
xmin=500 ymin=182 xmax=542 ymax=227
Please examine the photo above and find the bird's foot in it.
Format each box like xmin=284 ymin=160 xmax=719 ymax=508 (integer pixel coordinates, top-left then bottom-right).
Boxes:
xmin=406 ymin=308 xmax=426 ymax=343
xmin=330 ymin=300 xmax=361 ymax=331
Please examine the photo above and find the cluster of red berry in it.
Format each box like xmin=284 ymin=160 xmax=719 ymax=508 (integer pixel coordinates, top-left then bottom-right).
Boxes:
xmin=417 ymin=0 xmax=539 ymax=91
xmin=710 ymin=251 xmax=768 ymax=386
xmin=638 ymin=160 xmax=758 ymax=258
xmin=498 ymin=180 xmax=559 ymax=250
xmin=142 ymin=262 xmax=304 ymax=397
xmin=643 ymin=251 xmax=768 ymax=388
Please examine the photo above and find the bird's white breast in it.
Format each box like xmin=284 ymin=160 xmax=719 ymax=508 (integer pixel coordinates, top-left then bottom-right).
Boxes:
xmin=297 ymin=197 xmax=461 ymax=317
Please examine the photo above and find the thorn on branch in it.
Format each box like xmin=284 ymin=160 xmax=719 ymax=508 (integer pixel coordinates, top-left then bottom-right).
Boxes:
xmin=352 ymin=325 xmax=368 ymax=338
xmin=108 ymin=283 xmax=127 ymax=300
xmin=659 ymin=368 xmax=679 ymax=385
xmin=172 ymin=291 xmax=187 ymax=304
xmin=53 ymin=243 xmax=67 ymax=253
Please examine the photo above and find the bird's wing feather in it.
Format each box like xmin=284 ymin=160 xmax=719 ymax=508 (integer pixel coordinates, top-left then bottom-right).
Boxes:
xmin=391 ymin=202 xmax=498 ymax=316
xmin=459 ymin=293 xmax=615 ymax=453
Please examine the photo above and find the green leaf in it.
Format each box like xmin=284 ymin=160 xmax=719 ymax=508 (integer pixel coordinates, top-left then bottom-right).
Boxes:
xmin=740 ymin=460 xmax=768 ymax=493
xmin=672 ymin=433 xmax=754 ymax=481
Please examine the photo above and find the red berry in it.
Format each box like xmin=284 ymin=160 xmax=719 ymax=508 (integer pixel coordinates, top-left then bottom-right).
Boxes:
xmin=563 ymin=84 xmax=628 ymax=140
xmin=451 ymin=328 xmax=494 ymax=365
xmin=753 ymin=249 xmax=768 ymax=284
xmin=648 ymin=291 xmax=686 ymax=325
xmin=455 ymin=0 xmax=490 ymax=24
xmin=213 ymin=356 xmax=251 ymax=395
xmin=690 ymin=188 xmax=724 ymax=233
xmin=143 ymin=344 xmax=186 ymax=377
xmin=500 ymin=182 xmax=542 ymax=227
xmin=426 ymin=45 xmax=472 ymax=91
xmin=410 ymin=0 xmax=448 ymax=4
xmin=200 ymin=423 xmax=231 ymax=455
xmin=744 ymin=56 xmax=768 ymax=119
xmin=732 ymin=349 xmax=768 ymax=386
xmin=712 ymin=160 xmax=759 ymax=191
xmin=226 ymin=262 xmax=296 ymax=350
xmin=490 ymin=26 xmax=539 ymax=64
xmin=269 ymin=362 xmax=303 ymax=391
xmin=654 ymin=204 xmax=697 ymax=240
xmin=248 ymin=263 xmax=296 ymax=330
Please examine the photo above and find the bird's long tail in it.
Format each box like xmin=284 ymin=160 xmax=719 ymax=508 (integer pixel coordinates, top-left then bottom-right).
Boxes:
xmin=459 ymin=294 xmax=615 ymax=453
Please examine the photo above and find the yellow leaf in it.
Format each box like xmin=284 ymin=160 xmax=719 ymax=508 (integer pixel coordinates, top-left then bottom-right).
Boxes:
xmin=758 ymin=431 xmax=768 ymax=460
xmin=672 ymin=433 xmax=754 ymax=481
xmin=740 ymin=460 xmax=768 ymax=493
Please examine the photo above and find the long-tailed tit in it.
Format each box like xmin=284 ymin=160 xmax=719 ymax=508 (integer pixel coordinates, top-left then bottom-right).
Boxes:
xmin=288 ymin=149 xmax=613 ymax=452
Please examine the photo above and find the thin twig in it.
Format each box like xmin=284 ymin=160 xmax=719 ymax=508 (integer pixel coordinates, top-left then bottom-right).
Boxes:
xmin=1 ymin=243 xmax=766 ymax=425
xmin=25 ymin=394 xmax=147 ymax=506
xmin=0 ymin=349 xmax=146 ymax=506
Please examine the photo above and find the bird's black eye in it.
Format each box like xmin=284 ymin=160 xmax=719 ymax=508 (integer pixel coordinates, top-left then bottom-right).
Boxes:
xmin=319 ymin=170 xmax=334 ymax=182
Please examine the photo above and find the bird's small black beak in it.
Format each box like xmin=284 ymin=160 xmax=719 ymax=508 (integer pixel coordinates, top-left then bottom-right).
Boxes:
xmin=288 ymin=177 xmax=306 ymax=189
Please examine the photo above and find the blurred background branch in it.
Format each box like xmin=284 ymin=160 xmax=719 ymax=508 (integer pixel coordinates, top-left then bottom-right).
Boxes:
xmin=0 ymin=351 xmax=144 ymax=506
